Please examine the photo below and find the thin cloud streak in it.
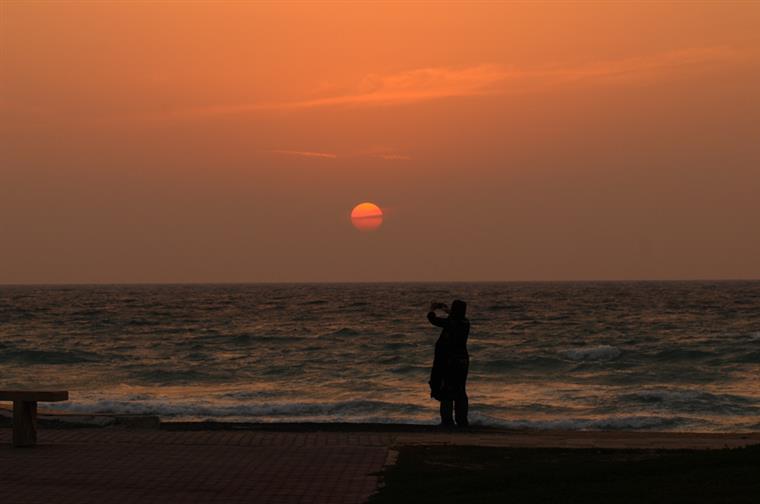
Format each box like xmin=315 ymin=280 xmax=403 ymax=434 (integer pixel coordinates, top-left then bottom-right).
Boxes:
xmin=170 ymin=46 xmax=740 ymax=119
xmin=267 ymin=149 xmax=413 ymax=161
xmin=269 ymin=150 xmax=338 ymax=159
xmin=548 ymin=46 xmax=741 ymax=82
xmin=270 ymin=64 xmax=511 ymax=109
xmin=262 ymin=46 xmax=739 ymax=110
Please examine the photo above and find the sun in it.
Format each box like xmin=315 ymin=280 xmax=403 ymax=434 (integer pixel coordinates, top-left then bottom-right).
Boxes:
xmin=350 ymin=202 xmax=383 ymax=231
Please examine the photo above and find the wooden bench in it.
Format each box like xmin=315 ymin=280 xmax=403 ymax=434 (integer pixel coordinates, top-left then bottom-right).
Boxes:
xmin=0 ymin=390 xmax=69 ymax=447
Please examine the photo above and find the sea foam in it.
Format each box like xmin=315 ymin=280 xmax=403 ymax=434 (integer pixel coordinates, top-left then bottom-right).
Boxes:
xmin=562 ymin=345 xmax=621 ymax=361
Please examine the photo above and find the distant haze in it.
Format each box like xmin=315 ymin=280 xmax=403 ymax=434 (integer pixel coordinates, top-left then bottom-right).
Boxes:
xmin=2 ymin=2 xmax=759 ymax=283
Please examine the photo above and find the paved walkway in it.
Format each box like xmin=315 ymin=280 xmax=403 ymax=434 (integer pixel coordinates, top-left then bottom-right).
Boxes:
xmin=1 ymin=428 xmax=759 ymax=504
xmin=0 ymin=429 xmax=391 ymax=504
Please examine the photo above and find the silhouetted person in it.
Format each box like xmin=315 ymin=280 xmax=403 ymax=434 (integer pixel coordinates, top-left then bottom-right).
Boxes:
xmin=428 ymin=299 xmax=469 ymax=427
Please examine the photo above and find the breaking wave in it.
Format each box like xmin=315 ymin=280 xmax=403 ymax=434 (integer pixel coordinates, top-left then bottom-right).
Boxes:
xmin=562 ymin=345 xmax=622 ymax=361
xmin=470 ymin=413 xmax=693 ymax=431
xmin=48 ymin=399 xmax=429 ymax=419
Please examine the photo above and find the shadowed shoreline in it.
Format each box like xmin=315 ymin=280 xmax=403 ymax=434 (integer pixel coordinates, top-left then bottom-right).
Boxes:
xmin=370 ymin=444 xmax=760 ymax=504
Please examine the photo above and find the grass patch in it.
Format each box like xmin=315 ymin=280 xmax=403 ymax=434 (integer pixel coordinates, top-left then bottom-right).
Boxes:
xmin=371 ymin=444 xmax=760 ymax=503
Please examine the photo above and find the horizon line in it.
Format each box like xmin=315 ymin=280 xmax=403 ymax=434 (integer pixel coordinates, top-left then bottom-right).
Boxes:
xmin=1 ymin=278 xmax=759 ymax=287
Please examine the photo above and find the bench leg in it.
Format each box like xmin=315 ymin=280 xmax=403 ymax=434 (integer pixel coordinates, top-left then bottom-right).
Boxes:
xmin=12 ymin=401 xmax=37 ymax=447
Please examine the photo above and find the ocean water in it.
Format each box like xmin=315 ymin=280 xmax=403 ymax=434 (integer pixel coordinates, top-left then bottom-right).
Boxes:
xmin=1 ymin=282 xmax=759 ymax=432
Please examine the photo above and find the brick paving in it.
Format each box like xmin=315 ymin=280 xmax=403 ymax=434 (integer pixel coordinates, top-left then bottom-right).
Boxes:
xmin=0 ymin=429 xmax=391 ymax=504
xmin=1 ymin=427 xmax=758 ymax=503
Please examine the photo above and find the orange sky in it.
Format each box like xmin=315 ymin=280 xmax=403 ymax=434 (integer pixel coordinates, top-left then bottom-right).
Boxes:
xmin=1 ymin=1 xmax=759 ymax=283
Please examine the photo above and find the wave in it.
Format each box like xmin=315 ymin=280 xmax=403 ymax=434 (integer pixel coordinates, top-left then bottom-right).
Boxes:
xmin=389 ymin=364 xmax=429 ymax=375
xmin=182 ymin=333 xmax=310 ymax=345
xmin=1 ymin=348 xmax=102 ymax=364
xmin=475 ymin=402 xmax=576 ymax=415
xmin=47 ymin=398 xmax=428 ymax=419
xmin=477 ymin=355 xmax=565 ymax=372
xmin=470 ymin=413 xmax=694 ymax=431
xmin=122 ymin=318 xmax=164 ymax=327
xmin=320 ymin=328 xmax=360 ymax=338
xmin=652 ymin=348 xmax=716 ymax=361
xmin=131 ymin=368 xmax=233 ymax=384
xmin=383 ymin=342 xmax=419 ymax=350
xmin=300 ymin=299 xmax=327 ymax=305
xmin=562 ymin=345 xmax=621 ymax=361
xmin=737 ymin=351 xmax=760 ymax=363
xmin=218 ymin=390 xmax=284 ymax=400
xmin=623 ymin=389 xmax=703 ymax=403
xmin=227 ymin=334 xmax=255 ymax=345
xmin=29 ymin=393 xmax=755 ymax=431
xmin=485 ymin=304 xmax=521 ymax=312
xmin=618 ymin=389 xmax=759 ymax=414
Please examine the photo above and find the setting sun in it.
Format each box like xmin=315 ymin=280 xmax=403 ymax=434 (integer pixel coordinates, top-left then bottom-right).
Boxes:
xmin=350 ymin=202 xmax=384 ymax=231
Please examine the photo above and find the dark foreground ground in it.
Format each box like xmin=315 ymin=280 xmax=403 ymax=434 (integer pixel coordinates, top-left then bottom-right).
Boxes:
xmin=1 ymin=425 xmax=759 ymax=503
xmin=371 ymin=444 xmax=760 ymax=504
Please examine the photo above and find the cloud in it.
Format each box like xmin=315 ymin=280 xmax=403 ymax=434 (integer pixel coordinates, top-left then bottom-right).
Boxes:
xmin=377 ymin=154 xmax=412 ymax=161
xmin=269 ymin=150 xmax=338 ymax=159
xmin=546 ymin=46 xmax=740 ymax=83
xmin=270 ymin=64 xmax=511 ymax=109
xmin=157 ymin=64 xmax=507 ymax=120
xmin=267 ymin=149 xmax=412 ymax=161
xmin=261 ymin=46 xmax=738 ymax=110
xmin=164 ymin=46 xmax=740 ymax=119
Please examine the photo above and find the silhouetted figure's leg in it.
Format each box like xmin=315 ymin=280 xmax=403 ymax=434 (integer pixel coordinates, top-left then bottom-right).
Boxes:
xmin=454 ymin=393 xmax=469 ymax=427
xmin=440 ymin=400 xmax=455 ymax=426
xmin=451 ymin=357 xmax=469 ymax=427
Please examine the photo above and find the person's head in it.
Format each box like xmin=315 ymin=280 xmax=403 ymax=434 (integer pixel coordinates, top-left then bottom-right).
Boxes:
xmin=450 ymin=299 xmax=467 ymax=319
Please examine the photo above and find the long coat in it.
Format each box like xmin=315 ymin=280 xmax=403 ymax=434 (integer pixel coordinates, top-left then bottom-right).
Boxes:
xmin=428 ymin=312 xmax=470 ymax=401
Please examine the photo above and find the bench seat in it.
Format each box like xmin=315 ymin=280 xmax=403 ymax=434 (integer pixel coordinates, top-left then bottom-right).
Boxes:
xmin=0 ymin=390 xmax=69 ymax=447
xmin=0 ymin=391 xmax=69 ymax=402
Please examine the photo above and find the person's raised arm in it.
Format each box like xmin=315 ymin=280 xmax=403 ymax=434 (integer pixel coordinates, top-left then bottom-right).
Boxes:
xmin=427 ymin=303 xmax=448 ymax=327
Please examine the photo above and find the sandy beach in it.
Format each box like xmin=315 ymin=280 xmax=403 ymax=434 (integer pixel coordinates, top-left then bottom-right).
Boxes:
xmin=1 ymin=424 xmax=758 ymax=504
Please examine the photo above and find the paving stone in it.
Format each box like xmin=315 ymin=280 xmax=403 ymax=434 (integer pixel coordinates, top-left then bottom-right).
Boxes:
xmin=0 ymin=429 xmax=388 ymax=504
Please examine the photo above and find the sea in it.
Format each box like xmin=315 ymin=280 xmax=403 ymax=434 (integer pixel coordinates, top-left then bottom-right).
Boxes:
xmin=1 ymin=282 xmax=759 ymax=432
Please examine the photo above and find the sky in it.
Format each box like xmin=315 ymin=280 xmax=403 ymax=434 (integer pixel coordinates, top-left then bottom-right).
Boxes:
xmin=1 ymin=1 xmax=759 ymax=283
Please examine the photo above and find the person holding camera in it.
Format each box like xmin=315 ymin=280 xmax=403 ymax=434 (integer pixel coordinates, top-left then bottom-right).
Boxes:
xmin=427 ymin=299 xmax=470 ymax=427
